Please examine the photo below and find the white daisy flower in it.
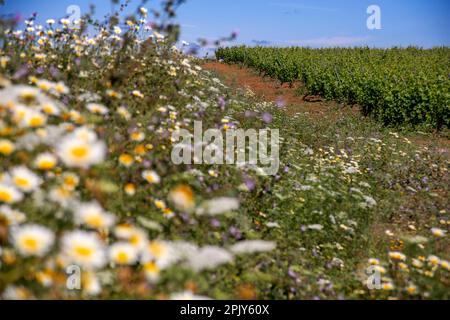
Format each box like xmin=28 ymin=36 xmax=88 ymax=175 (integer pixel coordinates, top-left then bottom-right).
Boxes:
xmin=0 ymin=139 xmax=15 ymax=155
xmin=109 ymin=242 xmax=139 ymax=265
xmin=82 ymin=272 xmax=102 ymax=296
xmin=34 ymin=152 xmax=58 ymax=170
xmin=142 ymin=170 xmax=160 ymax=184
xmin=57 ymin=134 xmax=106 ymax=168
xmin=53 ymin=82 xmax=69 ymax=95
xmin=61 ymin=230 xmax=106 ymax=269
xmin=113 ymin=26 xmax=122 ymax=35
xmin=132 ymin=90 xmax=144 ymax=99
xmin=431 ymin=227 xmax=446 ymax=238
xmin=71 ymin=127 xmax=99 ymax=143
xmin=142 ymin=240 xmax=176 ymax=269
xmin=12 ymin=224 xmax=55 ymax=257
xmin=127 ymin=228 xmax=148 ymax=250
xmin=86 ymin=103 xmax=109 ymax=115
xmin=48 ymin=186 xmax=75 ymax=208
xmin=20 ymin=109 xmax=47 ymax=128
xmin=168 ymin=184 xmax=195 ymax=211
xmin=40 ymin=101 xmax=61 ymax=115
xmin=73 ymin=201 xmax=116 ymax=230
xmin=114 ymin=223 xmax=136 ymax=239
xmin=0 ymin=183 xmax=24 ymax=204
xmin=10 ymin=166 xmax=42 ymax=192
xmin=36 ymin=79 xmax=53 ymax=92
xmin=143 ymin=261 xmax=160 ymax=283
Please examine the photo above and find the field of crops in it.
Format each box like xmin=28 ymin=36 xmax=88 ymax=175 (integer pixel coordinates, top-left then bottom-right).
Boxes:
xmin=216 ymin=46 xmax=450 ymax=129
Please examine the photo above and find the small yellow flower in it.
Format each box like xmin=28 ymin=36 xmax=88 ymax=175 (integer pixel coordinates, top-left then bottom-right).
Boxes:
xmin=132 ymin=90 xmax=144 ymax=99
xmin=427 ymin=255 xmax=440 ymax=266
xmin=117 ymin=106 xmax=131 ymax=120
xmin=41 ymin=102 xmax=60 ymax=115
xmin=406 ymin=284 xmax=417 ymax=295
xmin=208 ymin=170 xmax=218 ymax=177
xmin=382 ymin=282 xmax=394 ymax=291
xmin=62 ymin=172 xmax=79 ymax=190
xmin=124 ymin=183 xmax=136 ymax=196
xmin=130 ymin=131 xmax=145 ymax=142
xmin=119 ymin=153 xmax=134 ymax=167
xmin=388 ymin=251 xmax=406 ymax=262
xmin=35 ymin=153 xmax=57 ymax=170
xmin=54 ymin=82 xmax=69 ymax=95
xmin=134 ymin=144 xmax=147 ymax=155
xmin=368 ymin=258 xmax=380 ymax=266
xmin=12 ymin=224 xmax=55 ymax=257
xmin=168 ymin=184 xmax=195 ymax=212
xmin=412 ymin=258 xmax=423 ymax=268
xmin=0 ymin=139 xmax=15 ymax=155
xmin=373 ymin=265 xmax=387 ymax=274
xmin=154 ymin=199 xmax=166 ymax=210
xmin=36 ymin=80 xmax=53 ymax=92
xmin=106 ymin=89 xmax=122 ymax=99
xmin=144 ymin=261 xmax=160 ymax=282
xmin=398 ymin=262 xmax=409 ymax=271
xmin=163 ymin=207 xmax=175 ymax=218
xmin=0 ymin=56 xmax=10 ymax=68
xmin=431 ymin=227 xmax=446 ymax=238
xmin=440 ymin=260 xmax=450 ymax=271
xmin=142 ymin=170 xmax=160 ymax=184
xmin=109 ymin=242 xmax=138 ymax=265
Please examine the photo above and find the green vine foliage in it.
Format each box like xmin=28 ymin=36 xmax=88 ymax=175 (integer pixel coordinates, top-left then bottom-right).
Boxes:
xmin=216 ymin=46 xmax=450 ymax=130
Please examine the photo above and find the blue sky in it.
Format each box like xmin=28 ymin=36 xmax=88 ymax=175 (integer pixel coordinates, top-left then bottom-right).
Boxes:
xmin=1 ymin=0 xmax=449 ymax=48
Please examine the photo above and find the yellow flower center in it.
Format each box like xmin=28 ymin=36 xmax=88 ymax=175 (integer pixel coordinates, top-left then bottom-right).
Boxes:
xmin=149 ymin=242 xmax=164 ymax=258
xmin=0 ymin=190 xmax=13 ymax=202
xmin=22 ymin=237 xmax=39 ymax=251
xmin=116 ymin=252 xmax=129 ymax=264
xmin=38 ymin=159 xmax=55 ymax=170
xmin=55 ymin=84 xmax=65 ymax=93
xmin=0 ymin=142 xmax=14 ymax=155
xmin=85 ymin=214 xmax=104 ymax=228
xmin=130 ymin=234 xmax=140 ymax=246
xmin=42 ymin=104 xmax=55 ymax=114
xmin=71 ymin=146 xmax=89 ymax=159
xmin=144 ymin=262 xmax=159 ymax=273
xmin=119 ymin=154 xmax=133 ymax=165
xmin=134 ymin=145 xmax=146 ymax=155
xmin=64 ymin=176 xmax=78 ymax=187
xmin=29 ymin=116 xmax=44 ymax=127
xmin=14 ymin=177 xmax=30 ymax=188
xmin=38 ymin=83 xmax=51 ymax=91
xmin=74 ymin=246 xmax=93 ymax=258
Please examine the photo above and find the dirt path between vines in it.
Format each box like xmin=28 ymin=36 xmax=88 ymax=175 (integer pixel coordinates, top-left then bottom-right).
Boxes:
xmin=202 ymin=61 xmax=449 ymax=150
